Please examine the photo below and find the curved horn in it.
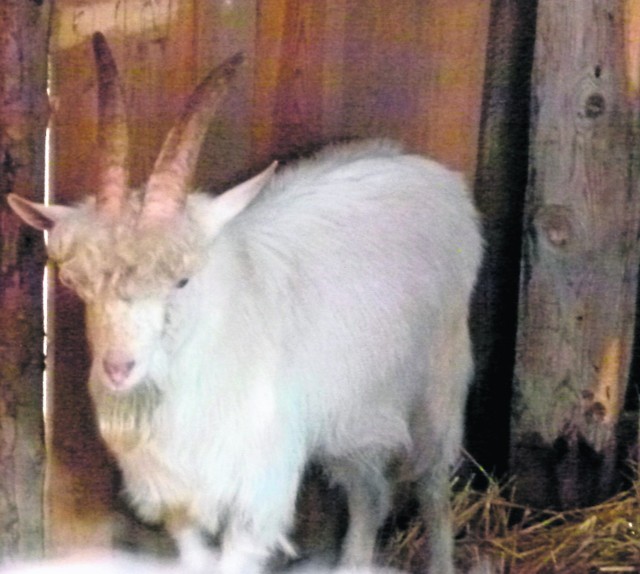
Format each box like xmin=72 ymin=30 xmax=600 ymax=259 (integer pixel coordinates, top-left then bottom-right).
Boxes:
xmin=92 ymin=32 xmax=129 ymax=216
xmin=141 ymin=52 xmax=245 ymax=223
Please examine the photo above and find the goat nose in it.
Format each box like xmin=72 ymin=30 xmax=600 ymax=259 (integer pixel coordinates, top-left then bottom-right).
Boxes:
xmin=103 ymin=354 xmax=135 ymax=387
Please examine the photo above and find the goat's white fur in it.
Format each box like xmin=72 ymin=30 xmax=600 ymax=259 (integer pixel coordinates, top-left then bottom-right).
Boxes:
xmin=10 ymin=137 xmax=481 ymax=573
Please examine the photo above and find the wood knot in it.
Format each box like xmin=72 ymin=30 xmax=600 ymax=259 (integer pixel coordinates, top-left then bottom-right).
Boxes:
xmin=584 ymin=92 xmax=605 ymax=119
xmin=536 ymin=205 xmax=575 ymax=250
xmin=585 ymin=401 xmax=607 ymax=423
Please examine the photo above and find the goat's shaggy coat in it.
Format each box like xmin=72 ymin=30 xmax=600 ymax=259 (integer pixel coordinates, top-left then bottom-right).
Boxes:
xmin=8 ymin=33 xmax=482 ymax=574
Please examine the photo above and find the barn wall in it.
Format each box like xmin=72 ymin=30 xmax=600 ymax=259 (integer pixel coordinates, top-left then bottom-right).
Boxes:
xmin=46 ymin=0 xmax=492 ymax=553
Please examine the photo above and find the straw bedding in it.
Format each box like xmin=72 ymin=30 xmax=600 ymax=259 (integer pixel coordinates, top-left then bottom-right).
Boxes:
xmin=383 ymin=465 xmax=640 ymax=573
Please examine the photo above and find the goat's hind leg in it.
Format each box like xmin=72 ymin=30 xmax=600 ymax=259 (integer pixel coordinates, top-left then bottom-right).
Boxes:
xmin=328 ymin=460 xmax=391 ymax=567
xmin=412 ymin=316 xmax=472 ymax=574
xmin=416 ymin=464 xmax=455 ymax=574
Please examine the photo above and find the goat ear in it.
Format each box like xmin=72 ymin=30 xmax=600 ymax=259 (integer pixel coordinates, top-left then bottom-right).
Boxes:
xmin=7 ymin=194 xmax=75 ymax=231
xmin=205 ymin=161 xmax=277 ymax=233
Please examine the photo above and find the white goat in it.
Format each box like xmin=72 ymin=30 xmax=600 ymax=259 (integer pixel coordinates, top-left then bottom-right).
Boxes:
xmin=8 ymin=32 xmax=482 ymax=574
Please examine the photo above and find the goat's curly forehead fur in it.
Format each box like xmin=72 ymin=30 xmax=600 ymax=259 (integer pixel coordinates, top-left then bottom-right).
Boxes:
xmin=47 ymin=198 xmax=206 ymax=299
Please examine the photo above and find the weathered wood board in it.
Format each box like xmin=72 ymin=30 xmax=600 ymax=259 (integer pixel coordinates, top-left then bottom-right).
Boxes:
xmin=0 ymin=0 xmax=52 ymax=561
xmin=511 ymin=0 xmax=640 ymax=508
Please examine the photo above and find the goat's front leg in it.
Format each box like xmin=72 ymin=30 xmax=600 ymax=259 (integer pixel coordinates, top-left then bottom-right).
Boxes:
xmin=165 ymin=510 xmax=219 ymax=572
xmin=216 ymin=530 xmax=271 ymax=574
xmin=168 ymin=514 xmax=269 ymax=574
xmin=216 ymin=454 xmax=303 ymax=574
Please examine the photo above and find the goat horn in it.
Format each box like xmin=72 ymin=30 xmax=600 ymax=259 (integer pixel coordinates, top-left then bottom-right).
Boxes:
xmin=141 ymin=52 xmax=245 ymax=223
xmin=92 ymin=32 xmax=129 ymax=216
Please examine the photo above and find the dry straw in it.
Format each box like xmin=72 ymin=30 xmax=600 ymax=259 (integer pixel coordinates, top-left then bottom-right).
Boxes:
xmin=383 ymin=461 xmax=640 ymax=573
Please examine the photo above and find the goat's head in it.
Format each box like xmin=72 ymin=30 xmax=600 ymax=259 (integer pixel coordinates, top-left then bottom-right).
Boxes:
xmin=8 ymin=33 xmax=276 ymax=393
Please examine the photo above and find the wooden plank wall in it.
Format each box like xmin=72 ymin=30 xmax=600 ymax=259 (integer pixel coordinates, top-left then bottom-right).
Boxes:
xmin=48 ymin=0 xmax=491 ymax=554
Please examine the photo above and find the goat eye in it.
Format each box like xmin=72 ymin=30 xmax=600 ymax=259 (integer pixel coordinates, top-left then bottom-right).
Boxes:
xmin=176 ymin=278 xmax=189 ymax=289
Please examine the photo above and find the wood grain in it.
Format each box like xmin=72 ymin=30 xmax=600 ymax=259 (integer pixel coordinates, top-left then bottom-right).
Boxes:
xmin=512 ymin=0 xmax=640 ymax=508
xmin=0 ymin=0 xmax=51 ymax=560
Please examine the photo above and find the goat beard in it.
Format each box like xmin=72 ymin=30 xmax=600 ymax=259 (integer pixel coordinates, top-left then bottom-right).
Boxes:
xmin=89 ymin=378 xmax=163 ymax=453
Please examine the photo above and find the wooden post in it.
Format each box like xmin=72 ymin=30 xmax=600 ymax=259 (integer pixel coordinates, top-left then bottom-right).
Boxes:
xmin=0 ymin=0 xmax=52 ymax=560
xmin=468 ymin=0 xmax=537 ymax=475
xmin=511 ymin=0 xmax=640 ymax=508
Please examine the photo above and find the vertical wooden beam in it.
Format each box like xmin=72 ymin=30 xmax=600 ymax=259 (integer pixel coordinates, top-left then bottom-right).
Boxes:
xmin=511 ymin=0 xmax=640 ymax=508
xmin=468 ymin=0 xmax=537 ymax=475
xmin=0 ymin=0 xmax=51 ymax=560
